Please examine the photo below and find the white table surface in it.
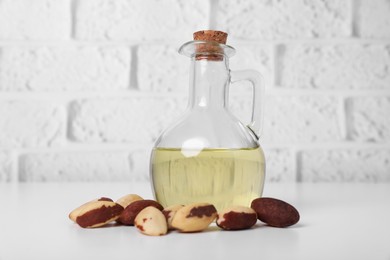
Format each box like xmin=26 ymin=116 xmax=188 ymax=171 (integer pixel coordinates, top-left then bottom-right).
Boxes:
xmin=0 ymin=182 xmax=389 ymax=260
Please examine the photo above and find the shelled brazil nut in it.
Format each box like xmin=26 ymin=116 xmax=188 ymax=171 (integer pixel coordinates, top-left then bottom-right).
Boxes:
xmin=69 ymin=194 xmax=300 ymax=235
xmin=251 ymin=197 xmax=300 ymax=228
xmin=216 ymin=205 xmax=257 ymax=230
xmin=171 ymin=203 xmax=217 ymax=232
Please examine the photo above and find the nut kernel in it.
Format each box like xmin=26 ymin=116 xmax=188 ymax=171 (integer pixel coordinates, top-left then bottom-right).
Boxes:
xmin=75 ymin=201 xmax=123 ymax=228
xmin=118 ymin=200 xmax=163 ymax=225
xmin=251 ymin=197 xmax=300 ymax=228
xmin=216 ymin=205 xmax=257 ymax=230
xmin=162 ymin=204 xmax=184 ymax=230
xmin=171 ymin=203 xmax=217 ymax=233
xmin=116 ymin=194 xmax=143 ymax=208
xmin=134 ymin=206 xmax=168 ymax=236
xmin=69 ymin=197 xmax=113 ymax=222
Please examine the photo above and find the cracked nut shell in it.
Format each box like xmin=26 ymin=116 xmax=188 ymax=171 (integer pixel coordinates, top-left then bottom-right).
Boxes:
xmin=75 ymin=200 xmax=124 ymax=228
xmin=134 ymin=206 xmax=168 ymax=236
xmin=216 ymin=205 xmax=257 ymax=230
xmin=118 ymin=199 xmax=163 ymax=225
xmin=251 ymin=197 xmax=300 ymax=228
xmin=171 ymin=203 xmax=217 ymax=233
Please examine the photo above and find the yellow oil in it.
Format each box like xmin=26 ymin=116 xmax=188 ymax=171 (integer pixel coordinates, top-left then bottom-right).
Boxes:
xmin=150 ymin=147 xmax=265 ymax=210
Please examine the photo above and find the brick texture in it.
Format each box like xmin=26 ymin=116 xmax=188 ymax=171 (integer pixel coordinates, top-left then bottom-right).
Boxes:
xmin=357 ymin=0 xmax=390 ymax=38
xmin=20 ymin=152 xmax=131 ymax=181
xmin=69 ymin=98 xmax=186 ymax=143
xmin=230 ymin=43 xmax=273 ymax=92
xmin=138 ymin=45 xmax=188 ymax=92
xmin=75 ymin=0 xmax=209 ymax=41
xmin=0 ymin=46 xmax=131 ymax=91
xmin=0 ymin=0 xmax=388 ymax=183
xmin=263 ymin=148 xmax=296 ymax=182
xmin=0 ymin=0 xmax=70 ymax=40
xmin=130 ymin=149 xmax=154 ymax=181
xmin=229 ymin=95 xmax=342 ymax=143
xmin=0 ymin=152 xmax=13 ymax=182
xmin=300 ymin=149 xmax=390 ymax=182
xmin=138 ymin=43 xmax=273 ymax=92
xmin=0 ymin=101 xmax=65 ymax=148
xmin=347 ymin=97 xmax=390 ymax=142
xmin=216 ymin=0 xmax=351 ymax=40
xmin=278 ymin=44 xmax=390 ymax=89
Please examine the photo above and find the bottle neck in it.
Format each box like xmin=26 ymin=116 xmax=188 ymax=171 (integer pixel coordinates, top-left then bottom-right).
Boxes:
xmin=188 ymin=56 xmax=230 ymax=109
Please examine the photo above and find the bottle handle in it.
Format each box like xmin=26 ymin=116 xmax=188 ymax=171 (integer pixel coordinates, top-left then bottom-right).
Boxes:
xmin=230 ymin=70 xmax=265 ymax=139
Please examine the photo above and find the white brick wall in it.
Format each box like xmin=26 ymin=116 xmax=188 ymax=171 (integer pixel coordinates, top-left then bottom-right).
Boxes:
xmin=20 ymin=152 xmax=131 ymax=181
xmin=215 ymin=0 xmax=351 ymax=40
xmin=0 ymin=46 xmax=131 ymax=91
xmin=69 ymin=98 xmax=186 ymax=143
xmin=278 ymin=44 xmax=390 ymax=89
xmin=230 ymin=95 xmax=343 ymax=143
xmin=138 ymin=45 xmax=188 ymax=92
xmin=264 ymin=149 xmax=295 ymax=182
xmin=75 ymin=0 xmax=209 ymax=41
xmin=357 ymin=0 xmax=390 ymax=38
xmin=0 ymin=152 xmax=13 ymax=182
xmin=0 ymin=101 xmax=65 ymax=148
xmin=347 ymin=97 xmax=390 ymax=142
xmin=0 ymin=0 xmax=389 ymax=183
xmin=0 ymin=0 xmax=70 ymax=40
xmin=300 ymin=149 xmax=390 ymax=182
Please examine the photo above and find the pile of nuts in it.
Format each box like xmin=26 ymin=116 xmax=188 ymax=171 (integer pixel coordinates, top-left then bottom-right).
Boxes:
xmin=69 ymin=194 xmax=300 ymax=236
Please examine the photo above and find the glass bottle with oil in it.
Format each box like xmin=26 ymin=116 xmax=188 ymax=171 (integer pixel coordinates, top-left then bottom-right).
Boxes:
xmin=150 ymin=30 xmax=265 ymax=210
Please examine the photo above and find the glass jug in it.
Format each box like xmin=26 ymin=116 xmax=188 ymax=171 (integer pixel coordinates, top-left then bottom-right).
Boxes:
xmin=150 ymin=30 xmax=265 ymax=210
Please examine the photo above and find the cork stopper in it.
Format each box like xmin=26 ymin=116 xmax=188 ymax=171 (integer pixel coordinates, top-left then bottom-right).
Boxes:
xmin=193 ymin=30 xmax=228 ymax=61
xmin=193 ymin=30 xmax=228 ymax=44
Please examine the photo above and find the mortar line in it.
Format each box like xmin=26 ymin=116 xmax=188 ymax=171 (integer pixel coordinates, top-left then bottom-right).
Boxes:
xmin=344 ymin=96 xmax=353 ymax=141
xmin=66 ymin=100 xmax=75 ymax=142
xmin=129 ymin=45 xmax=138 ymax=90
xmin=209 ymin=0 xmax=218 ymax=29
xmin=274 ymin=44 xmax=283 ymax=87
xmin=11 ymin=150 xmax=19 ymax=183
xmin=351 ymin=0 xmax=359 ymax=38
xmin=338 ymin=95 xmax=348 ymax=141
xmin=295 ymin=148 xmax=302 ymax=182
xmin=15 ymin=151 xmax=23 ymax=182
xmin=70 ymin=0 xmax=78 ymax=40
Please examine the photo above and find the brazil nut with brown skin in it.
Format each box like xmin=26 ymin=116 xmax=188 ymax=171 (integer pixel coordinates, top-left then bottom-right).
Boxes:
xmin=68 ymin=197 xmax=113 ymax=222
xmin=75 ymin=200 xmax=124 ymax=228
xmin=171 ymin=203 xmax=217 ymax=232
xmin=118 ymin=200 xmax=164 ymax=225
xmin=115 ymin=194 xmax=143 ymax=208
xmin=216 ymin=206 xmax=257 ymax=230
xmin=162 ymin=204 xmax=184 ymax=230
xmin=135 ymin=206 xmax=168 ymax=236
xmin=251 ymin=197 xmax=300 ymax=228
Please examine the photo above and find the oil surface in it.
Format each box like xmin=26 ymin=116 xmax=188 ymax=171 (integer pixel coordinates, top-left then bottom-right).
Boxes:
xmin=151 ymin=147 xmax=265 ymax=210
